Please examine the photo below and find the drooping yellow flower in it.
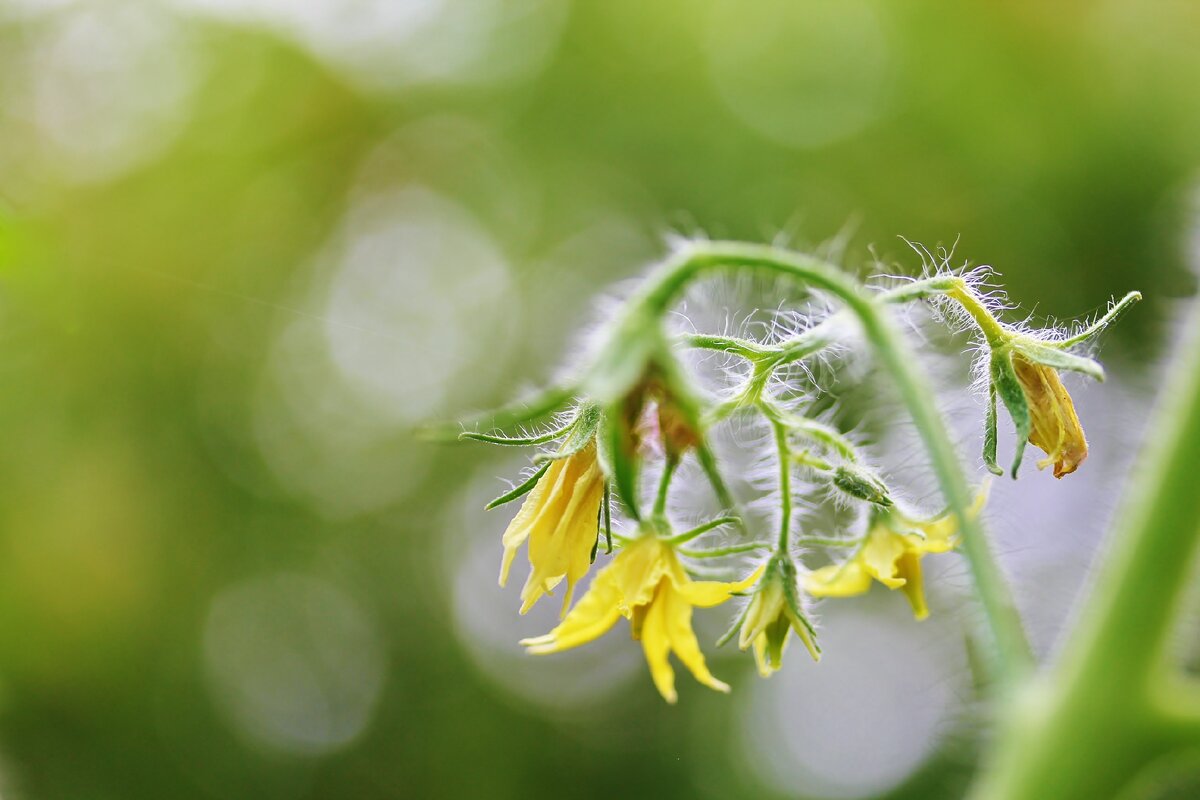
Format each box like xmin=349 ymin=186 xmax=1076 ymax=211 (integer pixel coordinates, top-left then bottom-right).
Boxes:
xmin=499 ymin=442 xmax=606 ymax=616
xmin=1011 ymin=354 xmax=1088 ymax=479
xmin=737 ymin=556 xmax=820 ymax=677
xmin=521 ymin=534 xmax=761 ymax=703
xmin=804 ymin=488 xmax=988 ymax=620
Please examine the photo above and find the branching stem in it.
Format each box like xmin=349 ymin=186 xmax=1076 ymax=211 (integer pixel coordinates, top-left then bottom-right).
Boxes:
xmin=629 ymin=241 xmax=1034 ymax=680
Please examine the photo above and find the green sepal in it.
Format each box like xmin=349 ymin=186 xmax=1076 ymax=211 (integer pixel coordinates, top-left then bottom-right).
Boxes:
xmin=778 ymin=556 xmax=821 ymax=657
xmin=485 ymin=461 xmax=551 ymax=510
xmin=602 ymin=485 xmax=613 ymax=554
xmin=458 ymin=413 xmax=577 ymax=447
xmin=527 ymin=404 xmax=601 ymax=464
xmin=422 ymin=385 xmax=574 ymax=441
xmin=599 ymin=400 xmax=642 ymax=521
xmin=832 ymin=464 xmax=893 ymax=506
xmin=1050 ymin=290 xmax=1141 ymax=349
xmin=716 ymin=601 xmax=752 ymax=648
xmin=1018 ymin=342 xmax=1105 ymax=382
xmin=983 ymin=382 xmax=1003 ymax=476
xmin=991 ymin=350 xmax=1032 ymax=479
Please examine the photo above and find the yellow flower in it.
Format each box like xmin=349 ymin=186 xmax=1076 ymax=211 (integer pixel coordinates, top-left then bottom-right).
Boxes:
xmin=804 ymin=488 xmax=988 ymax=620
xmin=737 ymin=556 xmax=820 ymax=677
xmin=1011 ymin=354 xmax=1088 ymax=479
xmin=499 ymin=442 xmax=606 ymax=616
xmin=521 ymin=535 xmax=761 ymax=703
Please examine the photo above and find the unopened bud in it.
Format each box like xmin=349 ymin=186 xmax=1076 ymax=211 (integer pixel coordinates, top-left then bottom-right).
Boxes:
xmin=832 ymin=464 xmax=893 ymax=506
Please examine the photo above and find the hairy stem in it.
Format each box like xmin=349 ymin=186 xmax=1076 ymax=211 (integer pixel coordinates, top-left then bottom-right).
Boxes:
xmin=772 ymin=419 xmax=793 ymax=552
xmin=652 ymin=457 xmax=678 ymax=522
xmin=632 ymin=241 xmax=1034 ymax=678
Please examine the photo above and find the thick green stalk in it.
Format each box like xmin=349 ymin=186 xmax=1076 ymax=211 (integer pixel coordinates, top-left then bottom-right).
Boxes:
xmin=633 ymin=242 xmax=1034 ymax=678
xmin=971 ymin=308 xmax=1200 ymax=799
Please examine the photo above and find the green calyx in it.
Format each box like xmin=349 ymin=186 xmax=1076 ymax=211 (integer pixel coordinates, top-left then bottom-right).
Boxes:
xmin=989 ymin=347 xmax=1032 ymax=479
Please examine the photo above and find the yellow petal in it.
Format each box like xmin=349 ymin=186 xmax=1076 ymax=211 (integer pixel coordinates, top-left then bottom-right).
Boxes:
xmin=752 ymin=634 xmax=774 ymax=678
xmin=498 ymin=460 xmax=562 ymax=586
xmin=517 ymin=574 xmax=563 ymax=616
xmin=677 ymin=562 xmax=765 ymax=608
xmin=1013 ymin=355 xmax=1088 ymax=478
xmin=804 ymin=560 xmax=873 ymax=597
xmin=860 ymin=529 xmax=907 ymax=589
xmin=614 ymin=537 xmax=671 ymax=611
xmin=516 ymin=448 xmax=606 ymax=614
xmin=526 ymin=457 xmax=599 ymax=580
xmin=638 ymin=583 xmax=678 ymax=703
xmin=914 ymin=482 xmax=989 ymax=551
xmin=737 ymin=580 xmax=784 ymax=651
xmin=896 ymin=551 xmax=929 ymax=620
xmin=661 ymin=584 xmax=729 ymax=695
xmin=521 ymin=565 xmax=622 ymax=654
xmin=783 ymin=606 xmax=821 ymax=662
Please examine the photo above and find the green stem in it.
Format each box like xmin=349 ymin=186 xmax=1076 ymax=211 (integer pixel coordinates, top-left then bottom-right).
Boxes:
xmin=666 ymin=516 xmax=741 ymax=546
xmin=772 ymin=419 xmax=793 ymax=552
xmin=972 ymin=307 xmax=1200 ymax=799
xmin=682 ymin=333 xmax=772 ymax=360
xmin=678 ymin=542 xmax=771 ymax=558
xmin=794 ymin=535 xmax=865 ymax=549
xmin=947 ymin=281 xmax=1008 ymax=346
xmin=652 ymin=457 xmax=678 ymax=522
xmin=631 ymin=242 xmax=1034 ymax=679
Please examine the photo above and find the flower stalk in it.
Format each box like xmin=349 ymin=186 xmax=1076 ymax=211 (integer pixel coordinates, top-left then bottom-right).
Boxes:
xmin=619 ymin=241 xmax=1034 ymax=680
xmin=456 ymin=238 xmax=1139 ymax=705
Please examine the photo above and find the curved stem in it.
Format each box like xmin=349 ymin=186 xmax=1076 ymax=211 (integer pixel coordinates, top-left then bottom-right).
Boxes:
xmin=947 ymin=281 xmax=1008 ymax=346
xmin=631 ymin=241 xmax=1034 ymax=679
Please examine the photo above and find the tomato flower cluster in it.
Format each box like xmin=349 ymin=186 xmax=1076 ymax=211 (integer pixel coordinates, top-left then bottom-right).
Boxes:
xmin=451 ymin=241 xmax=1138 ymax=702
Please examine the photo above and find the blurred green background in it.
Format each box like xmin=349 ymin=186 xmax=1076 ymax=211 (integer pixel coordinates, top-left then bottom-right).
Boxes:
xmin=0 ymin=1 xmax=1196 ymax=798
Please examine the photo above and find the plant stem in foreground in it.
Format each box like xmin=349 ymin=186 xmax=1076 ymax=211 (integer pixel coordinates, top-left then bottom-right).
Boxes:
xmin=971 ymin=306 xmax=1200 ymax=800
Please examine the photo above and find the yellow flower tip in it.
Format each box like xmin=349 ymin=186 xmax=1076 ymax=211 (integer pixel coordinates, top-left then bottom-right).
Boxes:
xmin=520 ymin=532 xmax=753 ymax=701
xmin=1012 ymin=354 xmax=1089 ymax=479
xmin=498 ymin=442 xmax=605 ymax=613
xmin=558 ymin=584 xmax=576 ymax=619
xmin=498 ymin=547 xmax=517 ymax=588
xmin=520 ymin=636 xmax=559 ymax=655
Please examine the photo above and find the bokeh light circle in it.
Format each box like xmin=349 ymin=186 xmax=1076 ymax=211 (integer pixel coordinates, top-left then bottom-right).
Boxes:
xmin=324 ymin=185 xmax=517 ymax=425
xmin=706 ymin=0 xmax=890 ymax=149
xmin=202 ymin=572 xmax=387 ymax=756
xmin=737 ymin=600 xmax=965 ymax=798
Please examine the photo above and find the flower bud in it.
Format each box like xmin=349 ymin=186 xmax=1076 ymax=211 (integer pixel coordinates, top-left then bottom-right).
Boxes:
xmin=831 ymin=464 xmax=893 ymax=507
xmin=737 ymin=555 xmax=820 ymax=677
